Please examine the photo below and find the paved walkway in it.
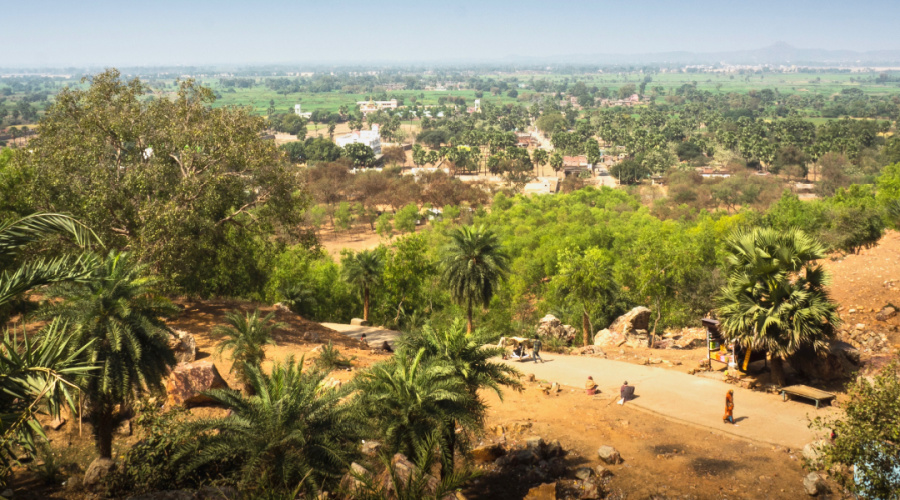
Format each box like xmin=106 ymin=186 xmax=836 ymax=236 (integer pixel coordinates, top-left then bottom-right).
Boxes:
xmin=502 ymin=354 xmax=834 ymax=449
xmin=322 ymin=323 xmax=401 ymax=349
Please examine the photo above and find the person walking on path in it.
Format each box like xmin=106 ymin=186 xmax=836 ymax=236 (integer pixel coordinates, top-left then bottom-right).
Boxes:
xmin=532 ymin=337 xmax=544 ymax=363
xmin=723 ymin=389 xmax=736 ymax=425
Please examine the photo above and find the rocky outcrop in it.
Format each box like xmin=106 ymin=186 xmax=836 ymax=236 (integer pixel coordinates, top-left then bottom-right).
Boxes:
xmin=593 ymin=307 xmax=651 ymax=348
xmin=790 ymin=341 xmax=861 ymax=381
xmin=536 ymin=315 xmax=578 ymax=344
xmin=168 ymin=329 xmax=197 ymax=364
xmin=165 ymin=361 xmax=230 ymax=407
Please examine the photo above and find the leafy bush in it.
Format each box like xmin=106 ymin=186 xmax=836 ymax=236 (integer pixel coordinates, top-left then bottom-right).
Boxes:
xmin=105 ymin=400 xmax=210 ymax=496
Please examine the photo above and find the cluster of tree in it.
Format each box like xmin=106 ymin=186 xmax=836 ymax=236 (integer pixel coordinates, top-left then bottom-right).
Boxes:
xmin=0 ymin=70 xmax=306 ymax=298
xmin=302 ymin=160 xmax=489 ymax=235
xmin=0 ymin=211 xmax=522 ymax=498
xmin=267 ymin=112 xmax=308 ymax=137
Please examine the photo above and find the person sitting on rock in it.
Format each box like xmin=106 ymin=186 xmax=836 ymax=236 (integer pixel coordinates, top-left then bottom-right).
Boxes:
xmin=585 ymin=376 xmax=598 ymax=395
xmin=360 ymin=333 xmax=368 ymax=347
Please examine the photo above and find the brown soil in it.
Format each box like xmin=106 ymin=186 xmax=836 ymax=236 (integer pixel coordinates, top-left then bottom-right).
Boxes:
xmin=824 ymin=229 xmax=900 ymax=351
xmin=471 ymin=380 xmax=813 ymax=500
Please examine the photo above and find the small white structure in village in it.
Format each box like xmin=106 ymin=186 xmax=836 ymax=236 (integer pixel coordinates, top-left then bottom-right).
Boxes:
xmin=356 ymin=99 xmax=398 ymax=115
xmin=336 ymin=124 xmax=382 ymax=154
xmin=293 ymin=104 xmax=312 ymax=119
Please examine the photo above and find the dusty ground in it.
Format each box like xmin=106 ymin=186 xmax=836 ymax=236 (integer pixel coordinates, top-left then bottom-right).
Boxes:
xmin=825 ymin=229 xmax=900 ymax=351
xmin=471 ymin=381 xmax=817 ymax=500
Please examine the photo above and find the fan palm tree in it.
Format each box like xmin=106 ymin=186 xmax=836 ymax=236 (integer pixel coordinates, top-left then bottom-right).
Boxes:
xmin=399 ymin=319 xmax=521 ymax=467
xmin=716 ymin=227 xmax=840 ymax=386
xmin=177 ymin=357 xmax=360 ymax=495
xmin=342 ymin=250 xmax=383 ymax=322
xmin=213 ymin=309 xmax=281 ymax=393
xmin=45 ymin=250 xmax=177 ymax=459
xmin=441 ymin=225 xmax=510 ymax=333
xmin=353 ymin=349 xmax=479 ymax=475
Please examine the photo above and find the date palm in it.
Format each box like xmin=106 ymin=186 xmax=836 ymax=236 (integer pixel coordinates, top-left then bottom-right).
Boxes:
xmin=213 ymin=309 xmax=281 ymax=392
xmin=399 ymin=319 xmax=521 ymax=468
xmin=342 ymin=250 xmax=383 ymax=322
xmin=716 ymin=227 xmax=840 ymax=386
xmin=0 ymin=213 xmax=100 ymax=315
xmin=353 ymin=349 xmax=479 ymax=475
xmin=177 ymin=357 xmax=359 ymax=495
xmin=46 ymin=250 xmax=177 ymax=459
xmin=441 ymin=225 xmax=510 ymax=333
xmin=0 ymin=213 xmax=100 ymax=480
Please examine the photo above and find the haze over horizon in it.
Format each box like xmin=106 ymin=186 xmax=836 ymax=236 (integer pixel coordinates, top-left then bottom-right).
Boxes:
xmin=4 ymin=0 xmax=900 ymax=67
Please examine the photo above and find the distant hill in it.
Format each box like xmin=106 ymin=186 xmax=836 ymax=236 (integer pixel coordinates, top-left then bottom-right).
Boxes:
xmin=516 ymin=43 xmax=900 ymax=66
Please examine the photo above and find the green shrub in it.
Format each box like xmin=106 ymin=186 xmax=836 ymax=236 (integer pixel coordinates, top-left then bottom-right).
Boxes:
xmin=315 ymin=342 xmax=356 ymax=371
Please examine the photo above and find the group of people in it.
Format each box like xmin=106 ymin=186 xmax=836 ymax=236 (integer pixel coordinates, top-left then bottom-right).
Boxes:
xmin=505 ymin=337 xmax=544 ymax=363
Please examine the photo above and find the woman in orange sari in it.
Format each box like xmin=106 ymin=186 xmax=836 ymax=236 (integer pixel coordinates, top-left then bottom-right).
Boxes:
xmin=723 ymin=389 xmax=735 ymax=424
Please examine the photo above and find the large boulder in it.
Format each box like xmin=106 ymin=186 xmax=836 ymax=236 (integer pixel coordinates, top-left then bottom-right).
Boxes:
xmin=168 ymin=329 xmax=197 ymax=364
xmin=165 ymin=361 xmax=230 ymax=407
xmin=84 ymin=457 xmax=115 ymax=487
xmin=536 ymin=314 xmax=578 ymax=344
xmin=790 ymin=341 xmax=861 ymax=382
xmin=594 ymin=307 xmax=651 ymax=347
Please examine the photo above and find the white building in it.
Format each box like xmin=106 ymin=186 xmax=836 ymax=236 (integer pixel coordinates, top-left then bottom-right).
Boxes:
xmin=356 ymin=99 xmax=398 ymax=115
xmin=336 ymin=124 xmax=382 ymax=154
xmin=293 ymin=104 xmax=312 ymax=119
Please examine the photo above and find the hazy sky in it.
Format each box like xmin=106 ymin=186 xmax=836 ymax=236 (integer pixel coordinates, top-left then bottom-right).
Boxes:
xmin=4 ymin=0 xmax=900 ymax=66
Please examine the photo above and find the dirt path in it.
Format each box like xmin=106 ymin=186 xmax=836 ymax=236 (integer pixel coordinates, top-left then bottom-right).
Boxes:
xmin=502 ymin=355 xmax=833 ymax=449
xmin=321 ymin=322 xmax=400 ymax=349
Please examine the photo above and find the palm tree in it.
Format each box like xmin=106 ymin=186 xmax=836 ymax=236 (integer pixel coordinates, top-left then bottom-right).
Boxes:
xmin=399 ymin=319 xmax=521 ymax=467
xmin=532 ymin=148 xmax=548 ymax=177
xmin=0 ymin=213 xmax=99 ymax=480
xmin=46 ymin=250 xmax=177 ymax=459
xmin=177 ymin=357 xmax=360 ymax=495
xmin=441 ymin=225 xmax=510 ymax=333
xmin=0 ymin=213 xmax=100 ymax=315
xmin=0 ymin=319 xmax=95 ymax=483
xmin=348 ymin=433 xmax=477 ymax=500
xmin=342 ymin=250 xmax=383 ymax=322
xmin=716 ymin=227 xmax=840 ymax=386
xmin=353 ymin=350 xmax=479 ymax=474
xmin=213 ymin=309 xmax=281 ymax=392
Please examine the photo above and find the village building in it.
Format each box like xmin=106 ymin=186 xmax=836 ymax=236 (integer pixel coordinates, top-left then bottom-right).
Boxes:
xmin=335 ymin=124 xmax=382 ymax=154
xmin=293 ymin=104 xmax=312 ymax=119
xmin=356 ymin=99 xmax=398 ymax=115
